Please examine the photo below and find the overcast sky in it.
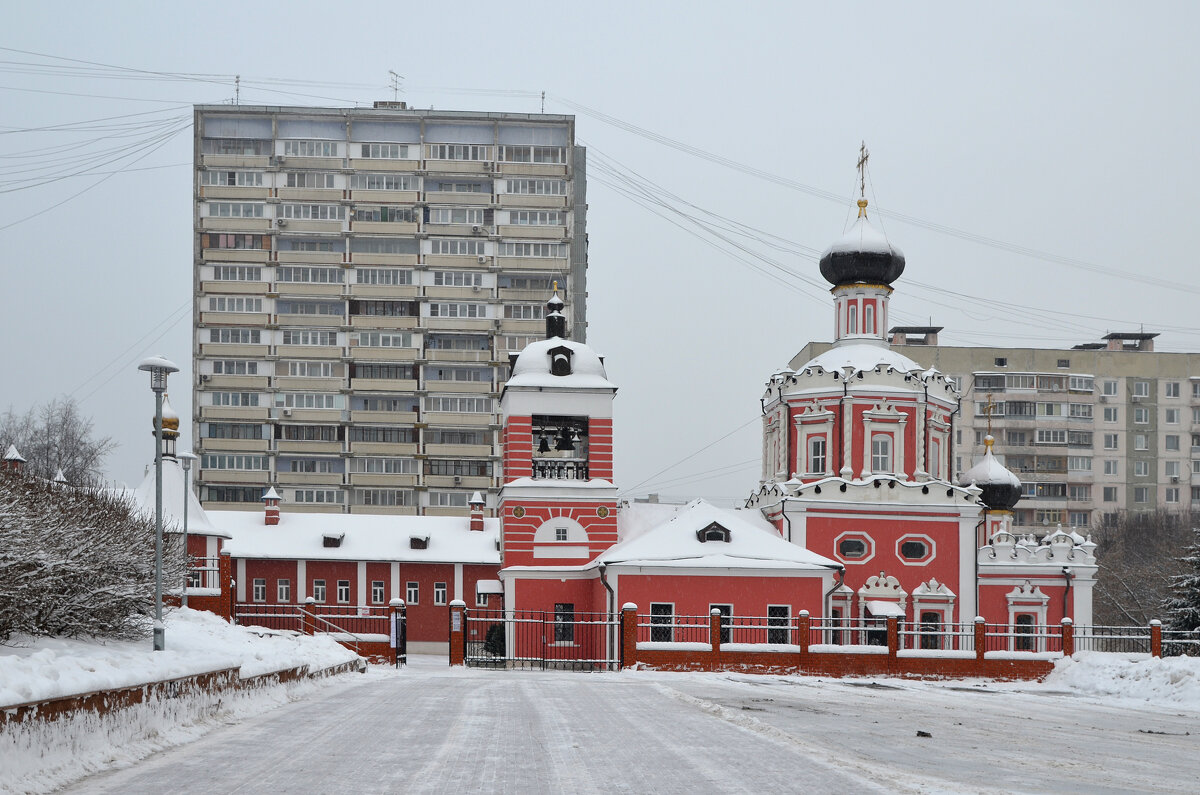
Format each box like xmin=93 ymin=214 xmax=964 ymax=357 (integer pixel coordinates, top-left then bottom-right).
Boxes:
xmin=2 ymin=2 xmax=1197 ymax=503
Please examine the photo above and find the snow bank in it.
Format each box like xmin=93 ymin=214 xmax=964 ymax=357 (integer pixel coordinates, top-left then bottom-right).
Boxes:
xmin=1046 ymin=652 xmax=1200 ymax=708
xmin=0 ymin=608 xmax=357 ymax=707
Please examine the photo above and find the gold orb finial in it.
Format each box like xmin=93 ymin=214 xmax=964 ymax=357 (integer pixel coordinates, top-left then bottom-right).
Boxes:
xmin=857 ymin=198 xmax=869 ymax=218
xmin=984 ymin=434 xmax=995 ymax=450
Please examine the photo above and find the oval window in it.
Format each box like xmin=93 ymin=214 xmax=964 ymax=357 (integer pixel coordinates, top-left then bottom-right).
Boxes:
xmin=838 ymin=538 xmax=867 ymax=558
xmin=900 ymin=540 xmax=928 ymax=560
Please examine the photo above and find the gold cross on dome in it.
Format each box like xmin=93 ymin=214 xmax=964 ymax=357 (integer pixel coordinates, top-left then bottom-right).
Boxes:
xmin=984 ymin=394 xmax=996 ymax=437
xmin=857 ymin=141 xmax=869 ymax=199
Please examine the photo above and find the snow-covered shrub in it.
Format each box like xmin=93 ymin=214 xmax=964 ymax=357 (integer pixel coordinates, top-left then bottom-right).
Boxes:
xmin=0 ymin=468 xmax=184 ymax=641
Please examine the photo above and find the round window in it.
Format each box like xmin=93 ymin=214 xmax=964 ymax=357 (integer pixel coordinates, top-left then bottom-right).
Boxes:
xmin=838 ymin=538 xmax=867 ymax=559
xmin=900 ymin=540 xmax=928 ymax=560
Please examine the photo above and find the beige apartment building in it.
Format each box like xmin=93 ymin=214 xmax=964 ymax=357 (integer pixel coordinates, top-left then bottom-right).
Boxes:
xmin=192 ymin=103 xmax=586 ymax=515
xmin=792 ymin=330 xmax=1200 ymax=532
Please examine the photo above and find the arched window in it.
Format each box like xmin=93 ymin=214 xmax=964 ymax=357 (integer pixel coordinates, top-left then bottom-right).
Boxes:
xmin=871 ymin=434 xmax=892 ymax=472
xmin=847 ymin=304 xmax=858 ymax=334
xmin=864 ymin=303 xmax=875 ymax=335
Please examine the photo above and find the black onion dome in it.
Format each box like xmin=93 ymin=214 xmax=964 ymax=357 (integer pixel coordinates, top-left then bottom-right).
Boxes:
xmin=819 ymin=200 xmax=905 ymax=287
xmin=961 ymin=436 xmax=1022 ymax=510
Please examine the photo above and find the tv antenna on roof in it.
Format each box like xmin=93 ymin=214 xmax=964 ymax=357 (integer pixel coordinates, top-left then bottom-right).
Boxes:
xmin=388 ymin=71 xmax=404 ymax=101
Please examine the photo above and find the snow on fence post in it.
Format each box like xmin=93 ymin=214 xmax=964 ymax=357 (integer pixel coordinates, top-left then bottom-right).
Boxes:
xmin=1150 ymin=619 xmax=1162 ymax=658
xmin=620 ymin=603 xmax=637 ymax=669
xmin=974 ymin=616 xmax=986 ymax=661
xmin=303 ymin=597 xmax=316 ymax=635
xmin=448 ymin=599 xmax=466 ymax=666
xmin=887 ymin=616 xmax=899 ymax=659
xmin=798 ymin=610 xmax=810 ymax=656
xmin=1061 ymin=618 xmax=1074 ymax=657
xmin=218 ymin=551 xmax=234 ymax=621
xmin=710 ymin=608 xmax=723 ymax=671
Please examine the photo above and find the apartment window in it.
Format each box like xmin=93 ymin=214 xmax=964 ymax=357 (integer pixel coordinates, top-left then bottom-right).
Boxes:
xmin=352 ymin=489 xmax=414 ymax=506
xmin=430 ymin=238 xmax=485 ymax=256
xmin=1166 ymin=435 xmax=1181 ymax=452
xmin=430 ymin=302 xmax=487 ymax=318
xmin=280 ymin=203 xmax=345 ymax=221
xmin=1067 ymin=431 xmax=1093 ymax=447
xmin=1068 ymin=485 xmax=1091 ymax=501
xmin=1164 ymin=408 xmax=1180 ymax=425
xmin=871 ymin=435 xmax=892 ymax=472
xmin=429 ymin=207 xmax=485 ymax=225
xmin=281 ymin=424 xmax=341 ymax=442
xmin=1036 ymin=429 xmax=1067 ymax=445
xmin=809 ymin=437 xmax=827 ymax=474
xmin=351 ymin=237 xmax=417 ymax=255
xmin=278 ymin=237 xmax=337 ymax=252
xmin=1133 ymin=381 xmax=1150 ymax=398
xmin=284 ymin=171 xmax=336 ymax=188
xmin=209 ymin=328 xmax=262 ymax=345
xmin=499 ymin=145 xmax=565 ymax=164
xmin=432 ymin=180 xmax=486 ymax=193
xmin=287 ymin=459 xmax=337 ymax=474
xmin=1134 ymin=487 xmax=1150 ymax=504
xmin=1068 ymin=376 xmax=1093 ymax=391
xmin=499 ymin=241 xmax=568 ymax=258
xmin=371 ymin=581 xmax=385 ymax=604
xmin=427 ymin=334 xmax=489 ymax=351
xmin=509 ymin=210 xmax=563 ymax=226
xmin=425 ymin=396 xmax=492 ymax=413
xmin=1166 ymin=382 xmax=1181 ymax=398
xmin=351 ymin=331 xmax=414 ymax=348
xmin=505 ymin=178 xmax=566 ymax=195
xmin=429 ymin=491 xmax=469 ymax=507
xmin=275 ymin=393 xmax=344 ymax=410
xmin=423 ymin=457 xmax=492 ymax=477
xmin=206 ymin=202 xmax=265 ymax=218
xmin=294 ymin=489 xmax=345 ymax=504
xmin=281 ymin=330 xmax=338 ymax=347
xmin=1166 ymin=461 xmax=1181 ymax=478
xmin=426 ymin=143 xmax=491 ymax=161
xmin=312 ymin=580 xmax=327 ymax=603
xmin=1166 ymin=487 xmax=1181 ymax=504
xmin=201 ymin=169 xmax=263 ymax=187
xmin=208 ymin=391 xmax=261 ymax=407
xmin=278 ymin=266 xmax=343 ymax=284
xmin=349 ymin=172 xmax=417 ymax=190
xmin=1057 ymin=359 xmax=1070 ymax=368
xmin=1193 ymin=382 xmax=1200 ymax=399
xmin=201 ymin=454 xmax=268 ymax=471
xmin=201 ymin=485 xmax=263 ymax=503
xmin=1134 ymin=461 xmax=1150 ymax=477
xmin=1134 ymin=407 xmax=1150 ymax=424
xmin=498 ymin=273 xmax=556 ymax=291
xmin=1134 ymin=434 xmax=1149 ymax=450
xmin=210 ymin=360 xmax=259 ymax=376
xmin=359 ymin=143 xmax=410 ymax=159
xmin=1103 ymin=486 xmax=1118 ymax=502
xmin=252 ymin=578 xmax=266 ymax=602
xmin=406 ymin=582 xmax=419 ymax=604
xmin=356 ymin=267 xmax=413 ymax=285
xmin=994 ymin=357 xmax=1008 ymax=367
xmin=202 ymin=137 xmax=271 ymax=156
xmin=649 ymin=603 xmax=674 ymax=642
xmin=1104 ymin=460 xmax=1119 ymax=476
xmin=336 ymin=580 xmax=350 ymax=604
xmin=432 ymin=270 xmax=484 ymax=288
xmin=427 ymin=429 xmax=487 ymax=445
xmin=1103 ymin=433 xmax=1119 ymax=450
xmin=347 ymin=427 xmax=416 ymax=444
xmin=1037 ymin=403 xmax=1063 ymax=417
xmin=1103 ymin=407 xmax=1119 ymax=423
xmin=283 ymin=140 xmax=338 ymax=157
xmin=211 ymin=265 xmax=262 ymax=281
xmin=1067 ymin=456 xmax=1091 ymax=471
xmin=1068 ymin=403 xmax=1093 ymax=419
xmin=553 ymin=603 xmax=575 ymax=642
xmin=1069 ymin=512 xmax=1090 ymax=528
xmin=434 ymin=582 xmax=448 ymax=605
xmin=1102 ymin=380 xmax=1118 ymax=396
xmin=278 ymin=579 xmax=291 ymax=603
xmin=348 ymin=457 xmax=417 ymax=474
xmin=283 ymin=360 xmax=338 ymax=378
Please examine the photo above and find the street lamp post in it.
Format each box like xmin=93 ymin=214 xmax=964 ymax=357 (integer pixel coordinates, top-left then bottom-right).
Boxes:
xmin=138 ymin=354 xmax=179 ymax=651
xmin=179 ymin=450 xmax=198 ymax=609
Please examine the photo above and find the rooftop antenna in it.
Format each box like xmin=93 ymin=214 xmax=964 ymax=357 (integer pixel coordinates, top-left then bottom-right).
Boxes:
xmin=541 ymin=91 xmax=546 ymax=113
xmin=235 ymin=75 xmax=240 ymax=105
xmin=388 ymin=71 xmax=404 ymax=101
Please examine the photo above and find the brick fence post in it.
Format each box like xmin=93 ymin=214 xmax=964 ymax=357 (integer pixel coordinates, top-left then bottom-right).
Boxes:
xmin=218 ymin=550 xmax=233 ymax=621
xmin=1061 ymin=618 xmax=1074 ymax=657
xmin=887 ymin=616 xmax=899 ymax=660
xmin=448 ymin=599 xmax=466 ymax=666
xmin=1150 ymin=619 xmax=1162 ymax=658
xmin=621 ymin=603 xmax=638 ymax=669
xmin=303 ymin=596 xmax=316 ymax=635
xmin=798 ymin=610 xmax=810 ymax=655
xmin=710 ymin=608 xmax=723 ymax=671
xmin=974 ymin=616 xmax=986 ymax=662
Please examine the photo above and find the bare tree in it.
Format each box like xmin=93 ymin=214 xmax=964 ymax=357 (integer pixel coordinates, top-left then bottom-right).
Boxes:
xmin=0 ymin=398 xmax=116 ymax=485
xmin=0 ymin=468 xmax=183 ymax=642
xmin=1091 ymin=510 xmax=1193 ymax=626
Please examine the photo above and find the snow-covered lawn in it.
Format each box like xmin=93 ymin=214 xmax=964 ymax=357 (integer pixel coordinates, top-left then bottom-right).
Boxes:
xmin=17 ymin=651 xmax=1199 ymax=795
xmin=1 ymin=609 xmax=362 ymax=795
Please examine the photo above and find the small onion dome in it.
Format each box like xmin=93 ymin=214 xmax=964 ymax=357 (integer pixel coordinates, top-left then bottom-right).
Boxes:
xmin=156 ymin=393 xmax=180 ymax=434
xmin=546 ymin=291 xmax=565 ymax=313
xmin=819 ymin=199 xmax=905 ymax=287
xmin=961 ymin=435 xmax=1021 ymax=510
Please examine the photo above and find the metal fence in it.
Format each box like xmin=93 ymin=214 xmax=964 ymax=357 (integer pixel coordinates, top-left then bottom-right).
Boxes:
xmin=1073 ymin=625 xmax=1151 ymax=654
xmin=637 ymin=614 xmax=714 ymax=645
xmin=187 ymin=556 xmax=221 ymax=590
xmin=465 ymin=609 xmax=619 ymax=671
xmin=234 ymin=603 xmax=302 ymax=632
xmin=233 ymin=604 xmax=390 ymax=636
xmin=981 ymin=623 xmax=1065 ymax=654
xmin=898 ymin=622 xmax=977 ymax=652
xmin=1163 ymin=628 xmax=1200 ymax=657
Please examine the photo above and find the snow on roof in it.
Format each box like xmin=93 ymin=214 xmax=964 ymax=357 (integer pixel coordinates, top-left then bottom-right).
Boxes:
xmin=961 ymin=445 xmax=1021 ymax=488
xmin=476 ymin=579 xmax=503 ymax=594
xmin=131 ymin=457 xmax=230 ymax=538
xmin=4 ymin=444 xmax=26 ymax=462
xmin=822 ymin=214 xmax=903 ymax=258
xmin=617 ymin=500 xmax=688 ymax=543
xmin=800 ymin=341 xmax=923 ymax=376
xmin=864 ymin=600 xmax=907 ymax=617
xmin=597 ymin=500 xmax=838 ymax=570
xmin=219 ymin=510 xmax=500 ymax=565
xmin=505 ymin=337 xmax=616 ymax=390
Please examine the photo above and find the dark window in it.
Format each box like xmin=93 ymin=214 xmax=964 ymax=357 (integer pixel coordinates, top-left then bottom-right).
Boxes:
xmin=900 ymin=540 xmax=928 ymax=560
xmin=710 ymin=604 xmax=732 ymax=644
xmin=348 ymin=427 xmax=416 ymax=444
xmin=920 ymin=611 xmax=942 ymax=650
xmin=553 ymin=603 xmax=575 ymax=642
xmin=351 ymin=363 xmax=415 ymax=380
xmin=838 ymin=538 xmax=868 ymax=559
xmin=994 ymin=357 xmax=1008 ymax=367
xmin=424 ymin=459 xmax=492 ymax=477
xmin=650 ymin=603 xmax=673 ymax=642
xmin=201 ymin=485 xmax=263 ymax=503
xmin=696 ymin=522 xmax=731 ymax=543
xmin=1014 ymin=614 xmax=1035 ymax=651
xmin=767 ymin=605 xmax=790 ymax=644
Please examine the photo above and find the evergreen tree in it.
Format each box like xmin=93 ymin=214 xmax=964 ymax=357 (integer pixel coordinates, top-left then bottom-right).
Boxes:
xmin=1163 ymin=526 xmax=1200 ymax=640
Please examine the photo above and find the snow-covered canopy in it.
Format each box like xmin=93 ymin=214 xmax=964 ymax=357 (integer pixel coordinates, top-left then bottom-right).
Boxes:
xmin=597 ymin=500 xmax=839 ymax=571
xmin=505 ymin=337 xmax=616 ymax=390
xmin=822 ymin=213 xmax=904 ymax=258
xmin=800 ymin=341 xmax=924 ymax=377
xmin=220 ymin=511 xmax=499 ymax=565
xmin=130 ymin=457 xmax=229 ymax=539
xmin=961 ymin=444 xmax=1021 ymax=489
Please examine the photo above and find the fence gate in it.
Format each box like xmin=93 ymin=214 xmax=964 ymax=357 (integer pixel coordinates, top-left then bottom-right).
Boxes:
xmin=464 ymin=609 xmax=619 ymax=671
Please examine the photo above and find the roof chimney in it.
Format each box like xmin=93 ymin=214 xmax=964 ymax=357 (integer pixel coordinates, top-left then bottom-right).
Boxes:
xmin=263 ymin=486 xmax=281 ymax=526
xmin=469 ymin=491 xmax=486 ymax=531
xmin=3 ymin=444 xmax=26 ymax=473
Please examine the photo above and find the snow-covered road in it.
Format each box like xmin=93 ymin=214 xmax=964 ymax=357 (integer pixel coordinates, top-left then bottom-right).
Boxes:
xmin=67 ymin=656 xmax=1200 ymax=794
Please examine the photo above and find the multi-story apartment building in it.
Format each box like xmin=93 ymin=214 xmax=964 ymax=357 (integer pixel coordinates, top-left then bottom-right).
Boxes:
xmin=193 ymin=103 xmax=586 ymax=516
xmin=791 ymin=330 xmax=1200 ymax=532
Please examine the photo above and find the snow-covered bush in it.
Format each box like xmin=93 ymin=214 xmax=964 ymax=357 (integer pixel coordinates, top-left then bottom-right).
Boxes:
xmin=0 ymin=468 xmax=184 ymax=642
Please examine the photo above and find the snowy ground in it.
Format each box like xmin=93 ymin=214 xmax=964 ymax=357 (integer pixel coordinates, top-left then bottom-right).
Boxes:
xmin=46 ymin=653 xmax=1200 ymax=795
